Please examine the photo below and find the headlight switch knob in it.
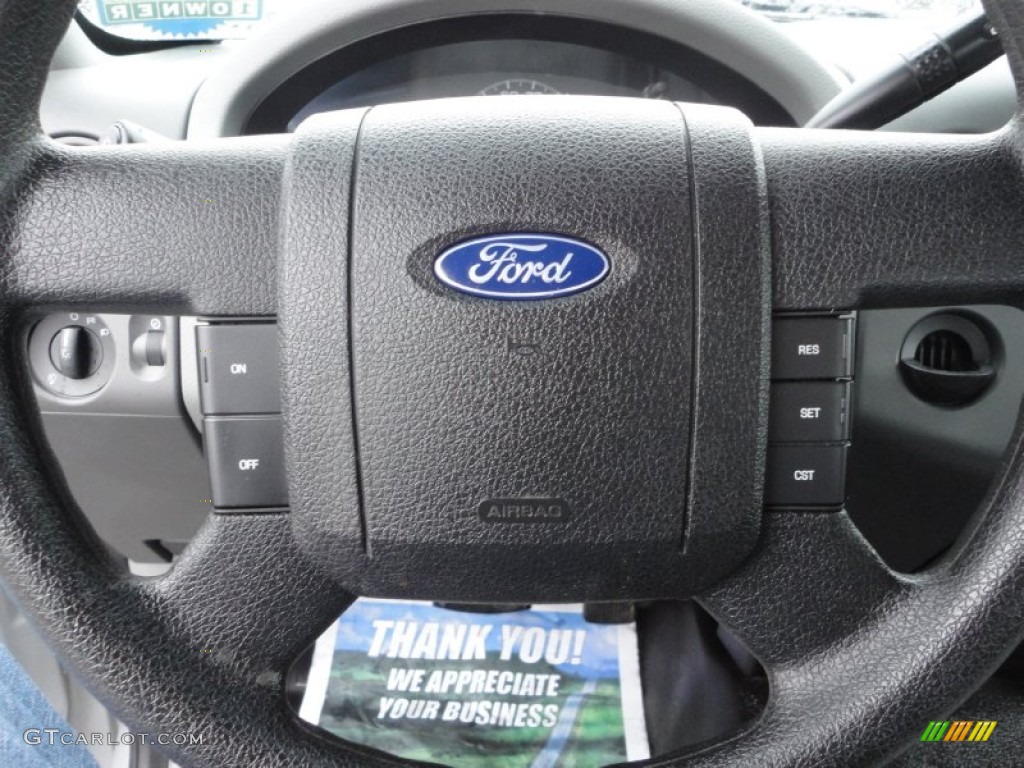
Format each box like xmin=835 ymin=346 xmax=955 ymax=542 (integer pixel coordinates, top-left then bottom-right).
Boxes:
xmin=49 ymin=326 xmax=103 ymax=380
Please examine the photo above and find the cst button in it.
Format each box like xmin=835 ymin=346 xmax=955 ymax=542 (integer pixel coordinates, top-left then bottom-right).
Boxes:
xmin=766 ymin=445 xmax=847 ymax=507
xmin=204 ymin=416 xmax=288 ymax=508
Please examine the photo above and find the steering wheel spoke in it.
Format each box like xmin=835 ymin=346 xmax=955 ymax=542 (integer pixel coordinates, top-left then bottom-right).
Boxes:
xmin=700 ymin=511 xmax=908 ymax=669
xmin=760 ymin=126 xmax=1024 ymax=310
xmin=2 ymin=139 xmax=285 ymax=315
xmin=155 ymin=513 xmax=352 ymax=678
xmin=683 ymin=422 xmax=1024 ymax=765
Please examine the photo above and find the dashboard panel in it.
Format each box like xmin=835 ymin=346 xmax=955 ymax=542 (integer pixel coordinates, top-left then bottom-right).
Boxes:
xmin=287 ymin=39 xmax=717 ymax=131
xmin=244 ymin=16 xmax=796 ymax=134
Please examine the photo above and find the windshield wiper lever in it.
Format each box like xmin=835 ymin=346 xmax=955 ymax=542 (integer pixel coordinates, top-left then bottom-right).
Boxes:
xmin=99 ymin=119 xmax=171 ymax=145
xmin=805 ymin=9 xmax=1003 ymax=130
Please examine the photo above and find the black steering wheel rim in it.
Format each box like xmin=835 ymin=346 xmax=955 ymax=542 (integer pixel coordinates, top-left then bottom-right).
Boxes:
xmin=2 ymin=1 xmax=1024 ymax=766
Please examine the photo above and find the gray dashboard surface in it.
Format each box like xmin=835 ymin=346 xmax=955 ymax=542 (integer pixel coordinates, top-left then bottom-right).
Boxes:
xmin=42 ymin=22 xmax=229 ymax=139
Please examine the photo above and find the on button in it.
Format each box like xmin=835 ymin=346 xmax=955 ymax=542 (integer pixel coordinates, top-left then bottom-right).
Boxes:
xmin=197 ymin=323 xmax=281 ymax=415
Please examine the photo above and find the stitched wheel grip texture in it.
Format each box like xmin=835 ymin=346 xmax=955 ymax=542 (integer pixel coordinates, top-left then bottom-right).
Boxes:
xmin=0 ymin=1 xmax=1021 ymax=767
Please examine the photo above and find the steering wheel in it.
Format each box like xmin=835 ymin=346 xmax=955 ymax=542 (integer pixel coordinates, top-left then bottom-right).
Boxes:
xmin=185 ymin=0 xmax=844 ymax=137
xmin=3 ymin=0 xmax=1024 ymax=765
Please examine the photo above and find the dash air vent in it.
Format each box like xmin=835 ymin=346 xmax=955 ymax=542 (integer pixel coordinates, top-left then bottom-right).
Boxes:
xmin=914 ymin=330 xmax=977 ymax=372
xmin=900 ymin=313 xmax=996 ymax=407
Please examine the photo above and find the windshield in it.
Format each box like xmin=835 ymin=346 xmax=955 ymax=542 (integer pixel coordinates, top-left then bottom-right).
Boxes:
xmin=78 ymin=0 xmax=982 ymax=43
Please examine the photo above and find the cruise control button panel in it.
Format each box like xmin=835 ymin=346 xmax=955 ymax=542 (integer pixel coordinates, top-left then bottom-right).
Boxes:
xmin=767 ymin=313 xmax=855 ymax=508
xmin=197 ymin=320 xmax=286 ymax=511
xmin=204 ymin=416 xmax=288 ymax=509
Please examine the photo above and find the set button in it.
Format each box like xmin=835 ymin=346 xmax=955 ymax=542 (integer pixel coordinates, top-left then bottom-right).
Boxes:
xmin=768 ymin=381 xmax=850 ymax=443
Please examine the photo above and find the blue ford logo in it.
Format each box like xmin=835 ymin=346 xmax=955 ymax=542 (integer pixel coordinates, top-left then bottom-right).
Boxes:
xmin=434 ymin=234 xmax=610 ymax=300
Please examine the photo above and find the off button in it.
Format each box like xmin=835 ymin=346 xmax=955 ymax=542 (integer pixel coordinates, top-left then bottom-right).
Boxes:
xmin=204 ymin=416 xmax=289 ymax=509
xmin=765 ymin=445 xmax=847 ymax=507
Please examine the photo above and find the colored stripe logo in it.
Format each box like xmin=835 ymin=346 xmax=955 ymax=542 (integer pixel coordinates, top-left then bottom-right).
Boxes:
xmin=920 ymin=721 xmax=997 ymax=742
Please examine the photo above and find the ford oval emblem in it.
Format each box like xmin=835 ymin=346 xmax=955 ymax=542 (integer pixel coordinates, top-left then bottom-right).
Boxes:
xmin=434 ymin=234 xmax=610 ymax=300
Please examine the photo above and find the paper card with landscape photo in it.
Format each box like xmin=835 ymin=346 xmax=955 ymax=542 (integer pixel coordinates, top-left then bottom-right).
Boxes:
xmin=300 ymin=599 xmax=649 ymax=767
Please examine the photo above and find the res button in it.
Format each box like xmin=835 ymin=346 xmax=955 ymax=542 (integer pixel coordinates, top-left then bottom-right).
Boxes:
xmin=772 ymin=316 xmax=853 ymax=380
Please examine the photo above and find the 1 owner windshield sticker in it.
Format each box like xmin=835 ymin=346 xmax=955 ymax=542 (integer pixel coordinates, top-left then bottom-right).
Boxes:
xmin=89 ymin=1 xmax=262 ymax=38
